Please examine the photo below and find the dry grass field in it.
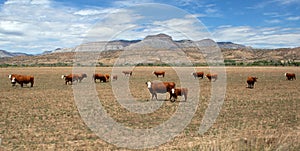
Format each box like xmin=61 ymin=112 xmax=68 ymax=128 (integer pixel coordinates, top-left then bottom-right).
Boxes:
xmin=0 ymin=66 xmax=299 ymax=150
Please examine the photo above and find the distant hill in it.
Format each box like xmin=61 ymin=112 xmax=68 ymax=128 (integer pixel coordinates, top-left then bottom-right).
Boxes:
xmin=0 ymin=50 xmax=31 ymax=58
xmin=217 ymin=42 xmax=247 ymax=49
xmin=0 ymin=34 xmax=299 ymax=66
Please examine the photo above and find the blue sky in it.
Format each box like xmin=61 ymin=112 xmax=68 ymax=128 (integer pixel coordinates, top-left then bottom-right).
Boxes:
xmin=0 ymin=0 xmax=300 ymax=54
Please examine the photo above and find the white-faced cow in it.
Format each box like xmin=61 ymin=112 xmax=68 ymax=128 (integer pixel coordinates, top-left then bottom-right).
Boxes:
xmin=61 ymin=74 xmax=79 ymax=85
xmin=285 ymin=73 xmax=296 ymax=80
xmin=61 ymin=73 xmax=87 ymax=85
xmin=8 ymin=74 xmax=34 ymax=87
xmin=170 ymin=87 xmax=188 ymax=102
xmin=146 ymin=81 xmax=175 ymax=100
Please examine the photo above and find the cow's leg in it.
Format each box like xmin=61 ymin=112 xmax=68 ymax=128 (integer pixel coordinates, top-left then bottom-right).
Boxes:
xmin=154 ymin=93 xmax=158 ymax=100
xmin=31 ymin=81 xmax=34 ymax=87
xmin=151 ymin=93 xmax=155 ymax=100
xmin=20 ymin=83 xmax=23 ymax=87
xmin=168 ymin=92 xmax=172 ymax=100
xmin=170 ymin=94 xmax=177 ymax=102
xmin=184 ymin=93 xmax=187 ymax=101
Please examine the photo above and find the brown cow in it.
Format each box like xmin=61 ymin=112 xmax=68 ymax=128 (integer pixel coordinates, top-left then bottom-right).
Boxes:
xmin=206 ymin=73 xmax=218 ymax=81
xmin=285 ymin=73 xmax=296 ymax=80
xmin=170 ymin=88 xmax=188 ymax=102
xmin=61 ymin=74 xmax=79 ymax=85
xmin=122 ymin=71 xmax=132 ymax=76
xmin=93 ymin=73 xmax=109 ymax=83
xmin=146 ymin=81 xmax=175 ymax=100
xmin=191 ymin=72 xmax=204 ymax=79
xmin=8 ymin=74 xmax=34 ymax=87
xmin=153 ymin=71 xmax=165 ymax=78
xmin=246 ymin=76 xmax=258 ymax=89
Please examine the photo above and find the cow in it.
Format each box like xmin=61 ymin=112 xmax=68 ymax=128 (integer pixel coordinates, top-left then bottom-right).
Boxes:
xmin=191 ymin=72 xmax=204 ymax=79
xmin=112 ymin=75 xmax=118 ymax=81
xmin=170 ymin=88 xmax=188 ymax=102
xmin=93 ymin=73 xmax=109 ymax=83
xmin=78 ymin=73 xmax=87 ymax=82
xmin=146 ymin=81 xmax=175 ymax=100
xmin=285 ymin=73 xmax=296 ymax=80
xmin=122 ymin=71 xmax=132 ymax=76
xmin=61 ymin=74 xmax=79 ymax=85
xmin=153 ymin=71 xmax=165 ymax=78
xmin=246 ymin=76 xmax=258 ymax=89
xmin=8 ymin=74 xmax=34 ymax=87
xmin=206 ymin=73 xmax=218 ymax=82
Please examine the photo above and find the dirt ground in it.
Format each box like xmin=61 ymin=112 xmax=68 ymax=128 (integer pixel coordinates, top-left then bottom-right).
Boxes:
xmin=0 ymin=66 xmax=299 ymax=150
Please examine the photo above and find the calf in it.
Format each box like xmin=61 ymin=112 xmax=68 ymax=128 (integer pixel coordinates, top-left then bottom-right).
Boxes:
xmin=246 ymin=76 xmax=258 ymax=89
xmin=122 ymin=71 xmax=132 ymax=76
xmin=9 ymin=74 xmax=34 ymax=87
xmin=170 ymin=88 xmax=188 ymax=102
xmin=112 ymin=75 xmax=118 ymax=81
xmin=285 ymin=73 xmax=296 ymax=80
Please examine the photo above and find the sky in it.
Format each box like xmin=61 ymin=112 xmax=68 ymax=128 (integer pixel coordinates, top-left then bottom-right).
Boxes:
xmin=0 ymin=0 xmax=300 ymax=54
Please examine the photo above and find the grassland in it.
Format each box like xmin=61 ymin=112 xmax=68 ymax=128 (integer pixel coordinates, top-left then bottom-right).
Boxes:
xmin=0 ymin=66 xmax=299 ymax=150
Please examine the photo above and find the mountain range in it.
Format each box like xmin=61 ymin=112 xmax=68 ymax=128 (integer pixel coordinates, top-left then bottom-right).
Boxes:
xmin=0 ymin=33 xmax=247 ymax=58
xmin=0 ymin=33 xmax=299 ymax=66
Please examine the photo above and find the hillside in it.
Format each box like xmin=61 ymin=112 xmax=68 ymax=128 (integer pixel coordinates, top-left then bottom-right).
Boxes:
xmin=0 ymin=50 xmax=31 ymax=58
xmin=1 ymin=47 xmax=299 ymax=66
xmin=0 ymin=34 xmax=299 ymax=66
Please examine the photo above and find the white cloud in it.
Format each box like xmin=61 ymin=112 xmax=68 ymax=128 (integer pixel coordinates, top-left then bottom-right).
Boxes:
xmin=287 ymin=16 xmax=300 ymax=21
xmin=272 ymin=0 xmax=300 ymax=5
xmin=265 ymin=19 xmax=281 ymax=24
xmin=213 ymin=26 xmax=300 ymax=48
xmin=0 ymin=0 xmax=121 ymax=53
xmin=151 ymin=15 xmax=211 ymax=40
xmin=113 ymin=0 xmax=154 ymax=7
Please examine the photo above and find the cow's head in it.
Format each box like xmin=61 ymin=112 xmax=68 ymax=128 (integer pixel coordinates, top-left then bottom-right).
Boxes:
xmin=253 ymin=77 xmax=258 ymax=82
xmin=146 ymin=81 xmax=152 ymax=88
xmin=61 ymin=75 xmax=66 ymax=79
xmin=171 ymin=88 xmax=175 ymax=94
xmin=10 ymin=75 xmax=16 ymax=86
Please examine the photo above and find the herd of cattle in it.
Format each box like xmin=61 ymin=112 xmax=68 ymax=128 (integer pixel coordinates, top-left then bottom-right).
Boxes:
xmin=7 ymin=71 xmax=296 ymax=102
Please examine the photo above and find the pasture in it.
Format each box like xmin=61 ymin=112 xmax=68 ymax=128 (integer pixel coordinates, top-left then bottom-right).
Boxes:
xmin=0 ymin=66 xmax=299 ymax=150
